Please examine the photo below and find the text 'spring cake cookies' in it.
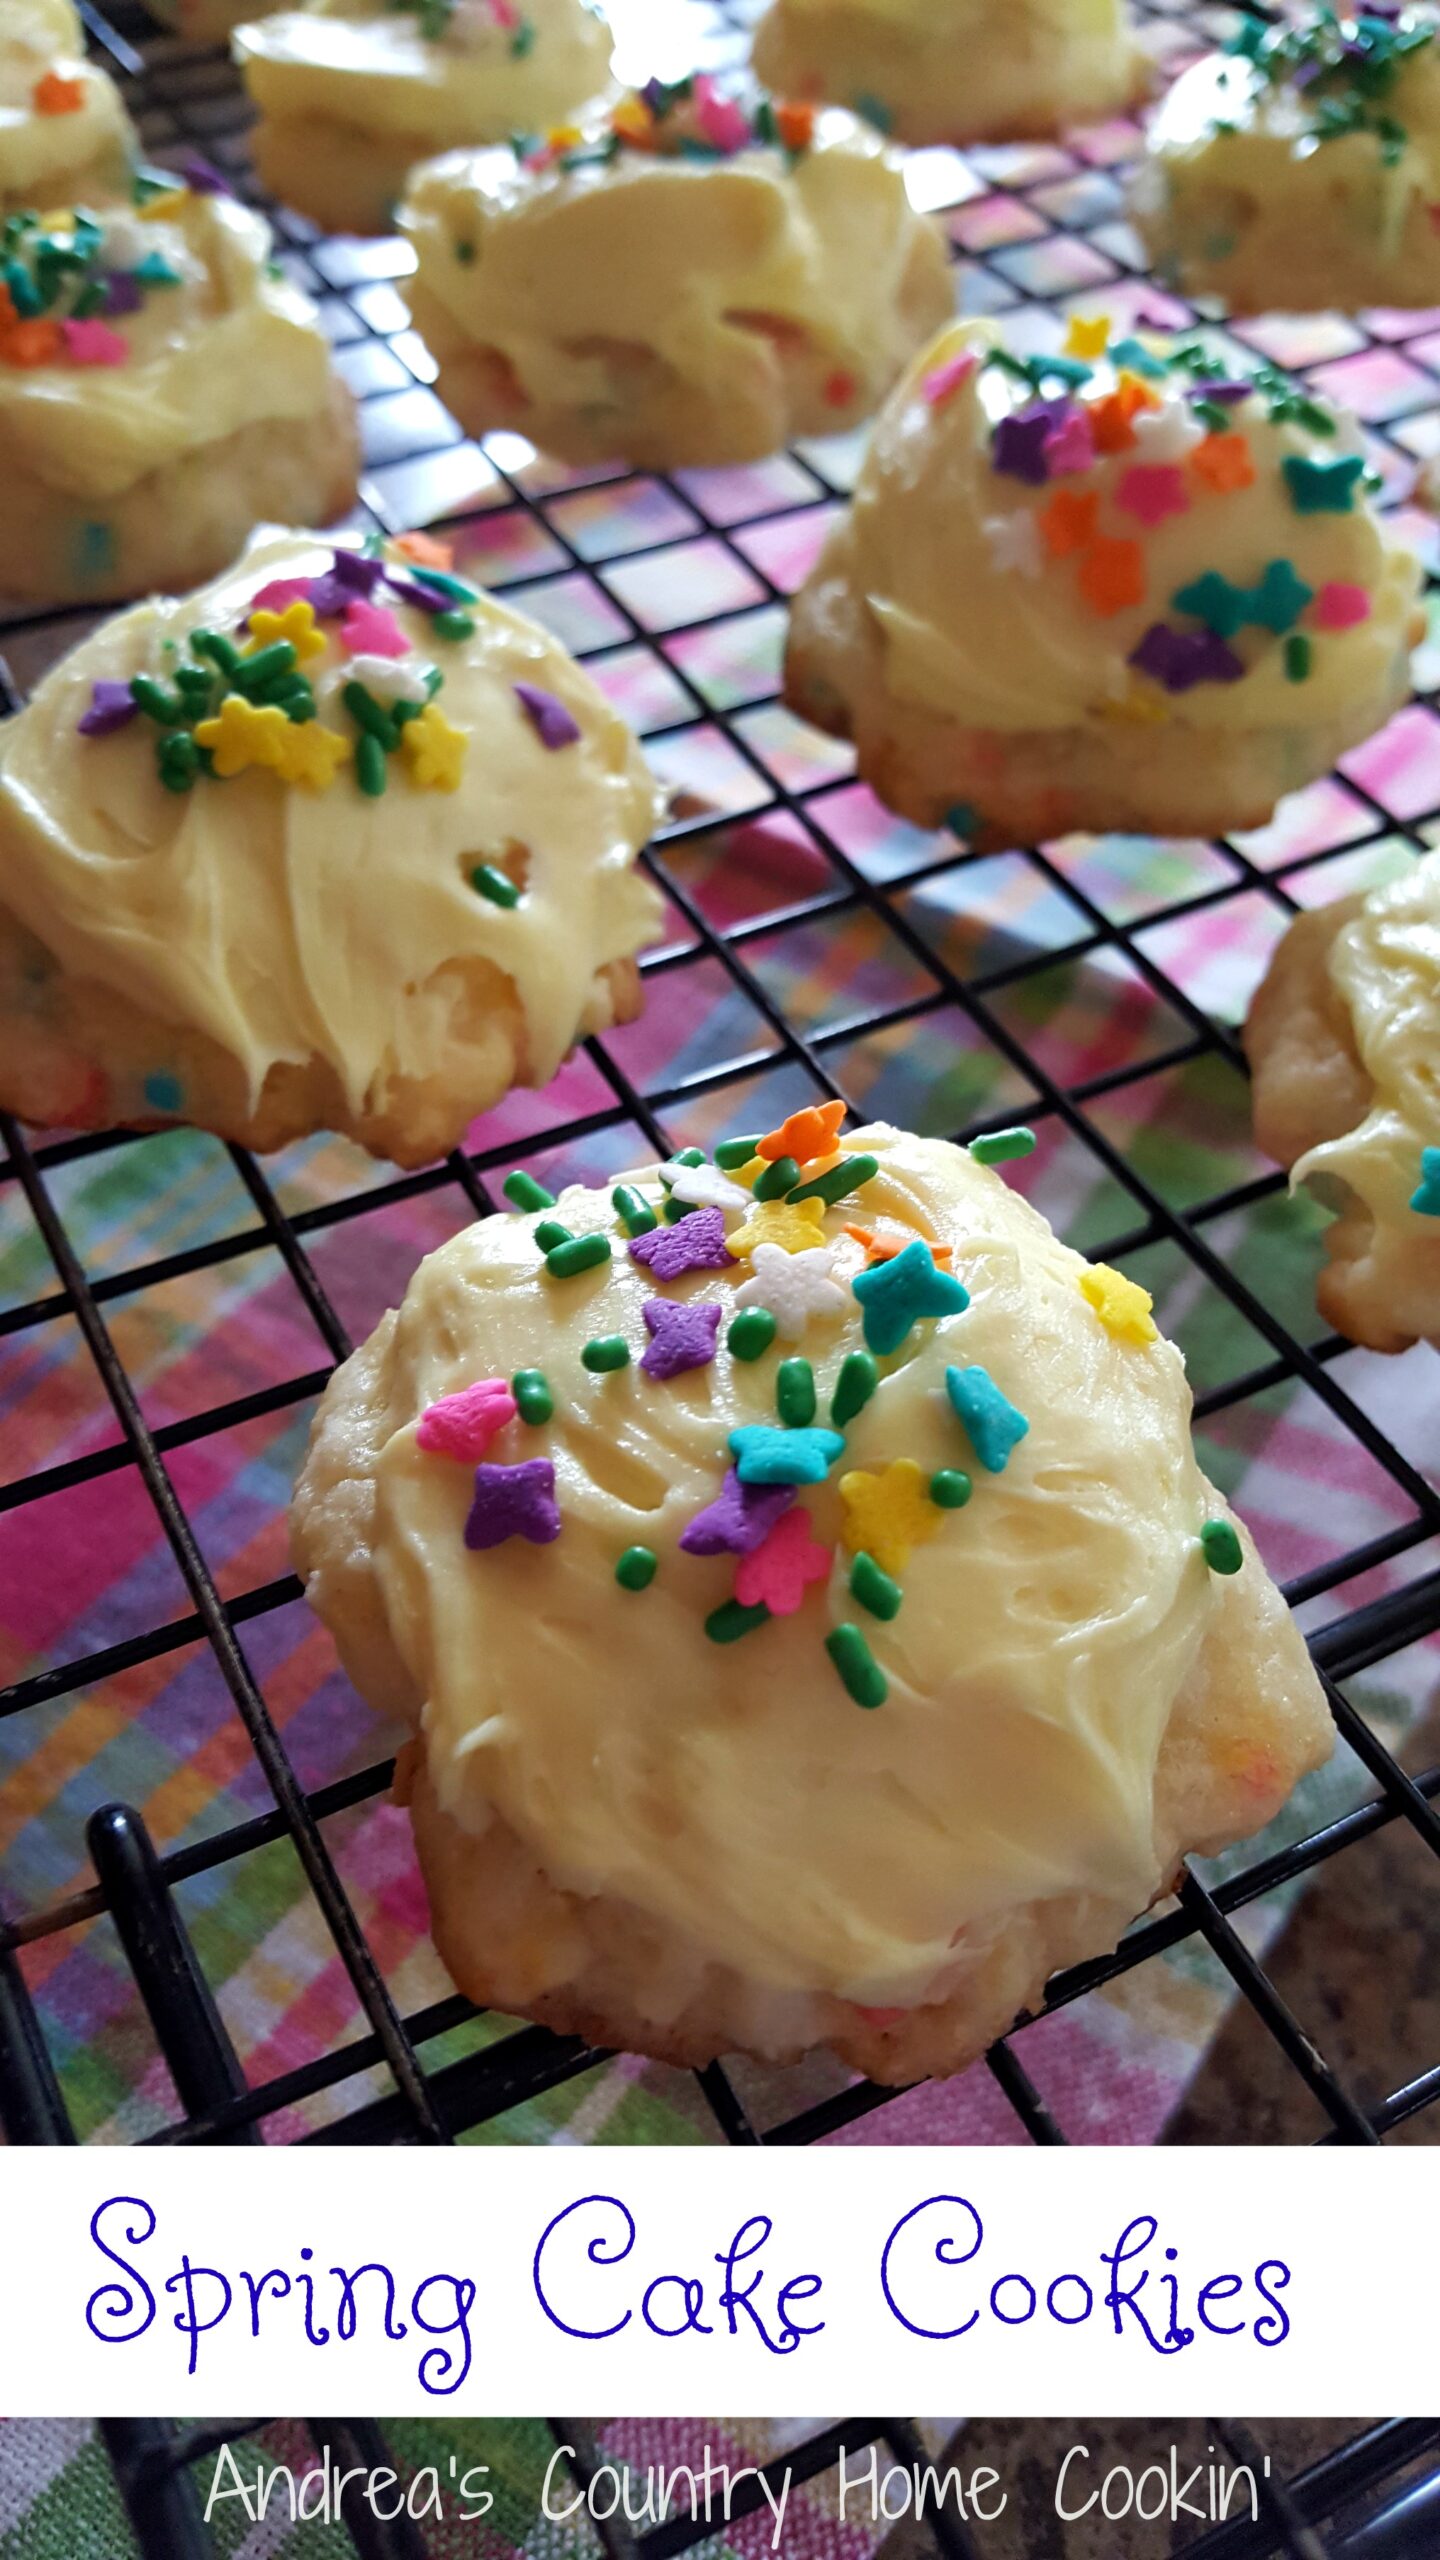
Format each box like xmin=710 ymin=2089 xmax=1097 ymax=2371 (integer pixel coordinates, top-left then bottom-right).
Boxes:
xmin=751 ymin=0 xmax=1148 ymax=149
xmin=399 ymin=83 xmax=954 ymax=470
xmin=1248 ymin=850 xmax=1440 ymax=1353
xmin=0 ymin=172 xmax=359 ymax=604
xmin=0 ymin=527 xmax=663 ymax=1162
xmin=1135 ymin=6 xmax=1440 ymax=314
xmin=783 ymin=313 xmax=1423 ymax=849
xmin=1 ymin=0 xmax=136 ymax=215
xmin=234 ymin=0 xmax=615 ymax=237
xmin=293 ymin=1121 xmax=1331 ymax=2083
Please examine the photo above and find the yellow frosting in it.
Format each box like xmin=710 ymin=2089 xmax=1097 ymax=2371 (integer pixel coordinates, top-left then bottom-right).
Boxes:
xmin=1294 ymin=851 xmax=1440 ymax=1240
xmin=234 ymin=0 xmax=614 ymax=148
xmin=827 ymin=317 xmax=1419 ymax=735
xmin=366 ymin=1124 xmax=1225 ymax=2006
xmin=0 ymin=0 xmax=134 ymax=204
xmin=0 ymin=526 xmax=663 ymax=1116
xmin=400 ymin=104 xmax=949 ymax=424
xmin=0 ymin=190 xmax=340 ymax=502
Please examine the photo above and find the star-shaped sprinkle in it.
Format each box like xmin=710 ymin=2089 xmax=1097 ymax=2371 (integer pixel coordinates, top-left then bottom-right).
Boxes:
xmin=661 ymin=1156 xmax=750 ymax=1212
xmin=277 ymin=720 xmax=354 ymax=790
xmin=1128 ymin=624 xmax=1244 ymax=693
xmin=851 ymin=1239 xmax=969 ymax=1356
xmin=78 ymin=679 xmax=138 ymax=737
xmin=1116 ymin=464 xmax=1189 ymax=528
xmin=250 ymin=576 xmax=315 ymax=618
xmin=401 ymin=701 xmax=468 ymax=791
xmin=1283 ymin=453 xmax=1365 ymax=514
xmin=417 ymin=1377 xmax=517 ymax=1460
xmin=464 ymin=1456 xmax=561 ymax=1550
xmin=1171 ymin=569 xmax=1249 ymax=639
xmin=922 ymin=348 xmax=978 ymax=407
xmin=194 ymin=695 xmax=292 ymax=778
xmin=1040 ymin=487 xmax=1100 ymax=559
xmin=1314 ymin=580 xmax=1371 ymax=630
xmin=1410 ymin=1146 xmax=1440 ymax=1216
xmin=732 ymin=1240 xmax=848 ymax=1337
xmin=730 ymin=1425 xmax=846 ymax=1486
xmin=641 ymin=1297 xmax=722 ymax=1379
xmin=1079 ymin=534 xmax=1146 ymax=617
xmin=1078 ymin=1263 xmax=1158 ymax=1346
xmin=735 ymin=1506 xmax=832 ymax=1615
xmin=1247 ymin=558 xmax=1315 ymax=634
xmin=1191 ymin=431 xmax=1256 ymax=494
xmin=246 ymin=598 xmax=327 ymax=663
xmin=838 ymin=1458 xmax=941 ymax=1578
xmin=992 ymin=401 xmax=1062 ymax=486
xmin=983 ymin=511 xmax=1043 ymax=577
xmin=680 ymin=1467 xmax=793 ymax=1556
xmin=1045 ymin=408 xmax=1095 ymax=476
xmin=1132 ymin=399 xmax=1204 ymax=465
xmin=945 ymin=1364 xmax=1029 ymax=1473
xmin=757 ymin=1099 xmax=846 ymax=1166
xmin=846 ymin=1222 xmax=955 ymax=1270
xmin=630 ymin=1205 xmax=734 ymax=1278
xmin=1065 ymin=312 xmax=1111 ymax=360
xmin=514 ymin=680 xmax=582 ymax=748
xmin=342 ymin=599 xmax=410 ymax=658
xmin=726 ymin=1196 xmax=828 ymax=1258
xmin=60 ymin=318 xmax=127 ymax=366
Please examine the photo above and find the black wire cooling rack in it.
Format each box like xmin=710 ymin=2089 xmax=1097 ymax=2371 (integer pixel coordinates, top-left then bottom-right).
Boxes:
xmin=79 ymin=2414 xmax=1440 ymax=2560
xmin=0 ymin=0 xmax=1436 ymax=2157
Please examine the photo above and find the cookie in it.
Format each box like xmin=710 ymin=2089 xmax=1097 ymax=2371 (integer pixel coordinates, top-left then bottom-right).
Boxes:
xmin=0 ymin=525 xmax=663 ymax=1163
xmin=0 ymin=175 xmax=359 ymax=604
xmin=751 ymin=0 xmax=1149 ymax=150
xmin=398 ymin=83 xmax=954 ymax=470
xmin=783 ymin=312 xmax=1423 ymax=848
xmin=292 ymin=1120 xmax=1331 ymax=2082
xmin=1134 ymin=8 xmax=1440 ymax=315
xmin=1247 ymin=853 xmax=1440 ymax=1353
xmin=234 ymin=0 xmax=615 ymax=237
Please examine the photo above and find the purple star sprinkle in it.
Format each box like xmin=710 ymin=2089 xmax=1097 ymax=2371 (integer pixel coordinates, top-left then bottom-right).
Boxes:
xmin=334 ymin=548 xmax=386 ymax=595
xmin=641 ymin=1298 xmax=721 ymax=1380
xmin=629 ymin=1206 xmax=734 ymax=1280
xmin=1129 ymin=623 xmax=1245 ymax=694
xmin=514 ymin=681 xmax=581 ymax=750
xmin=464 ymin=1457 xmax=561 ymax=1551
xmin=382 ymin=571 xmax=451 ymax=615
xmin=992 ymin=399 xmax=1068 ymax=487
xmin=679 ymin=1467 xmax=794 ymax=1557
xmin=176 ymin=150 xmax=235 ymax=196
xmin=78 ymin=679 xmax=139 ymax=737
xmin=641 ymin=76 xmax=669 ymax=110
xmin=100 ymin=272 xmax=145 ymax=318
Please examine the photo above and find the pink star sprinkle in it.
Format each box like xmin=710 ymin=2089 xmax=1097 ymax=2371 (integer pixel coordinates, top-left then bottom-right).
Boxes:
xmin=250 ymin=577 xmax=316 ymax=617
xmin=1116 ymin=464 xmax=1190 ymax=528
xmin=923 ymin=349 xmax=978 ymax=408
xmin=693 ymin=75 xmax=752 ymax=153
xmin=416 ymin=1378 xmax=517 ymax=1461
xmin=341 ymin=599 xmax=410 ymax=658
xmin=1313 ymin=581 xmax=1371 ymax=631
xmin=61 ymin=318 xmax=128 ymax=366
xmin=734 ymin=1505 xmax=832 ymax=1616
xmin=1044 ymin=409 xmax=1095 ymax=476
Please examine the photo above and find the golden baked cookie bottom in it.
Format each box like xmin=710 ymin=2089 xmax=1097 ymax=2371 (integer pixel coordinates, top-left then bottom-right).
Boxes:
xmin=752 ymin=1 xmax=1150 ymax=149
xmin=252 ymin=109 xmax=446 ymax=239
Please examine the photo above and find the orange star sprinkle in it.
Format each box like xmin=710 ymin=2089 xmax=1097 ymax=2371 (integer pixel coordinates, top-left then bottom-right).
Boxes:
xmin=33 ymin=70 xmax=84 ymax=114
xmin=393 ymin=531 xmax=455 ymax=570
xmin=1079 ymin=535 xmax=1145 ymax=618
xmin=1 ymin=319 xmax=62 ymax=367
xmin=1190 ymin=432 xmax=1257 ymax=495
xmin=757 ymin=1098 xmax=846 ymax=1167
xmin=1088 ymin=374 xmax=1156 ymax=456
xmin=846 ymin=1223 xmax=955 ymax=1270
xmin=776 ymin=100 xmax=816 ymax=151
xmin=1039 ymin=487 xmax=1100 ymax=560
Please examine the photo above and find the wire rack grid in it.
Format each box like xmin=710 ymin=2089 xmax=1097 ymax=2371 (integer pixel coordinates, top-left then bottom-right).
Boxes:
xmin=70 ymin=2414 xmax=1440 ymax=2560
xmin=0 ymin=0 xmax=1436 ymax=2153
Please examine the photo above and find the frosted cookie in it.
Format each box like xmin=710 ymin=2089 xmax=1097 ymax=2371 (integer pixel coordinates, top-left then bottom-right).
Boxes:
xmin=398 ymin=84 xmax=954 ymax=470
xmin=783 ymin=314 xmax=1423 ymax=849
xmin=292 ymin=1118 xmax=1331 ymax=2082
xmin=1247 ymin=853 xmax=1440 ymax=1353
xmin=1134 ymin=7 xmax=1440 ymax=315
xmin=751 ymin=0 xmax=1148 ymax=150
xmin=0 ymin=526 xmax=663 ymax=1163
xmin=233 ymin=0 xmax=615 ymax=237
xmin=0 ymin=175 xmax=359 ymax=604
xmin=1 ymin=1 xmax=136 ymax=215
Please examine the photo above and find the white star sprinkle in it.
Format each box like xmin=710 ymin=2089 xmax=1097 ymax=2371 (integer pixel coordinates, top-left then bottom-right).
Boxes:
xmin=343 ymin=653 xmax=432 ymax=704
xmin=983 ymin=512 xmax=1043 ymax=578
xmin=663 ymin=1158 xmax=751 ymax=1212
xmin=1131 ymin=399 xmax=1205 ymax=465
xmin=733 ymin=1241 xmax=849 ymax=1339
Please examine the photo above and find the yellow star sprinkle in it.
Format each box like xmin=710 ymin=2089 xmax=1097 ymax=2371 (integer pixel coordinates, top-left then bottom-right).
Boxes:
xmin=137 ymin=187 xmax=188 ymax=222
xmin=1100 ymin=679 xmax=1168 ymax=727
xmin=401 ymin=701 xmax=469 ymax=793
xmin=276 ymin=718 xmax=353 ymax=790
xmin=1065 ymin=312 xmax=1110 ymax=360
xmin=725 ymin=1196 xmax=828 ymax=1259
xmin=547 ymin=124 xmax=583 ymax=150
xmin=194 ymin=694 xmax=291 ymax=778
xmin=245 ymin=599 xmax=327 ymax=664
xmin=1078 ymin=1263 xmax=1158 ymax=1347
xmin=839 ymin=1459 xmax=942 ymax=1579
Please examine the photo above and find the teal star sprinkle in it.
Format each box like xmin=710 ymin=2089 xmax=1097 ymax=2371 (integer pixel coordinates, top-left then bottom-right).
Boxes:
xmin=1283 ymin=454 xmax=1365 ymax=515
xmin=945 ymin=1365 xmax=1029 ymax=1474
xmin=851 ymin=1240 xmax=970 ymax=1357
xmin=1246 ymin=558 xmax=1315 ymax=633
xmin=729 ymin=1425 xmax=846 ymax=1486
xmin=1173 ymin=559 xmax=1314 ymax=639
xmin=1410 ymin=1146 xmax=1440 ymax=1217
